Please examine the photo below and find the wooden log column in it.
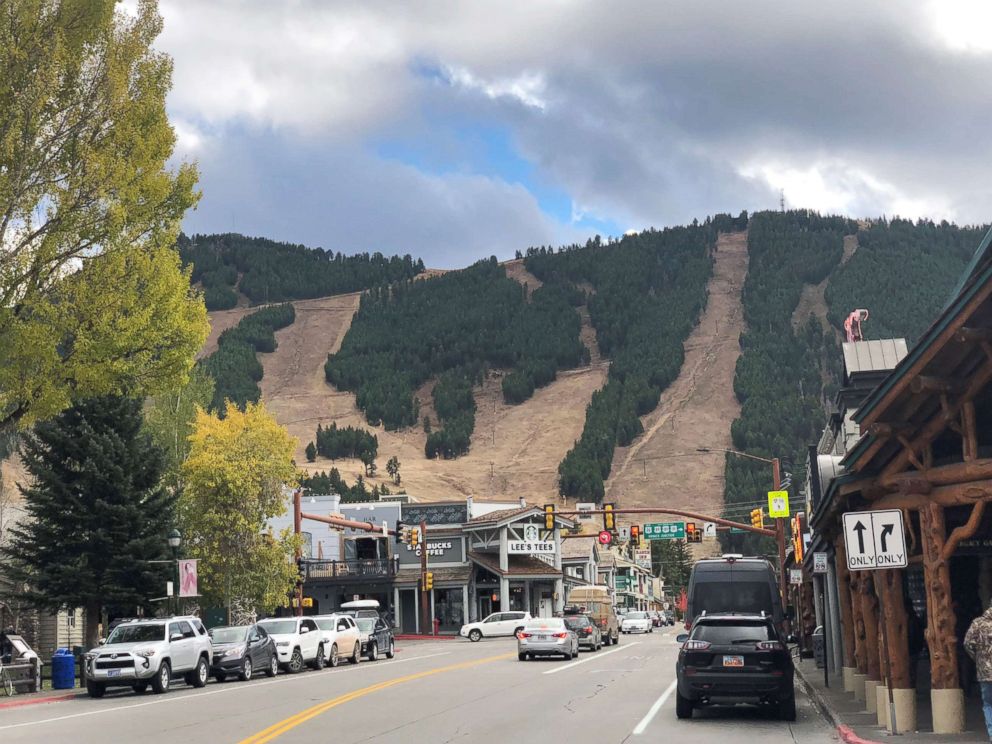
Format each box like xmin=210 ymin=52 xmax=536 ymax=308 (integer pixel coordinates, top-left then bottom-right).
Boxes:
xmin=835 ymin=537 xmax=858 ymax=684
xmin=874 ymin=568 xmax=915 ymax=731
xmin=849 ymin=571 xmax=869 ymax=701
xmin=859 ymin=569 xmax=883 ymax=714
xmin=919 ymin=502 xmax=965 ymax=733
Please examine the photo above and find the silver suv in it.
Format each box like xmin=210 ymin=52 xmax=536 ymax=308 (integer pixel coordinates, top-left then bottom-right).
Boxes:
xmin=84 ymin=616 xmax=213 ymax=697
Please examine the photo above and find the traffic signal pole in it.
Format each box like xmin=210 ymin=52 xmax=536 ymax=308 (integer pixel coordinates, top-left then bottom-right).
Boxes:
xmin=772 ymin=457 xmax=788 ymax=620
xmin=420 ymin=520 xmax=431 ymax=636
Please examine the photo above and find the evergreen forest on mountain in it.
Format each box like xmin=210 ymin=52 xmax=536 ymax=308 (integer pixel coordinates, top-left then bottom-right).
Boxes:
xmin=178 ymin=233 xmax=425 ymax=309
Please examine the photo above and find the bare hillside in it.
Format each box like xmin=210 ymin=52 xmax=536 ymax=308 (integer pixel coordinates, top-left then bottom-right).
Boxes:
xmin=604 ymin=231 xmax=748 ymax=519
xmin=791 ymin=233 xmax=859 ymax=337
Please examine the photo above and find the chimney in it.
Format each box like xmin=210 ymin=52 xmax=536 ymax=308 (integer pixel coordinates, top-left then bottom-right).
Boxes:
xmin=466 ymin=494 xmax=474 ymax=517
xmin=519 ymin=496 xmax=526 ymax=508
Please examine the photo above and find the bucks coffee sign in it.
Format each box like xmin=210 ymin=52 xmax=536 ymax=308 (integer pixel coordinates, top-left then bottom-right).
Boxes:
xmin=398 ymin=537 xmax=465 ymax=565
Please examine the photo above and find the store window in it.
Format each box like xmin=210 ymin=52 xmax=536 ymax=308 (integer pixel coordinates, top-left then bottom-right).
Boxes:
xmin=434 ymin=588 xmax=465 ymax=631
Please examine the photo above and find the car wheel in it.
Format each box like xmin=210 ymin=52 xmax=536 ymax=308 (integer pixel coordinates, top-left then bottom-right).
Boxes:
xmin=213 ymin=673 xmax=226 ymax=683
xmin=132 ymin=682 xmax=148 ymax=694
xmin=468 ymin=629 xmax=482 ymax=642
xmin=328 ymin=643 xmax=339 ymax=668
xmin=187 ymin=656 xmax=209 ymax=688
xmin=675 ymin=689 xmax=694 ymax=720
xmin=86 ymin=680 xmax=106 ymax=698
xmin=518 ymin=652 xmax=527 ymax=661
xmin=288 ymin=648 xmax=304 ymax=674
xmin=239 ymin=657 xmax=253 ymax=681
xmin=266 ymin=655 xmax=278 ymax=677
xmin=151 ymin=661 xmax=171 ymax=694
xmin=368 ymin=642 xmax=378 ymax=662
xmin=311 ymin=644 xmax=326 ymax=670
xmin=349 ymin=641 xmax=361 ymax=664
xmin=385 ymin=639 xmax=395 ymax=659
xmin=778 ymin=694 xmax=797 ymax=722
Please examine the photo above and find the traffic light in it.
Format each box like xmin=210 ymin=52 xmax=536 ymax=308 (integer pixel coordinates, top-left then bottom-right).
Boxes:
xmin=630 ymin=525 xmax=640 ymax=545
xmin=686 ymin=522 xmax=701 ymax=543
xmin=604 ymin=503 xmax=616 ymax=531
xmin=750 ymin=508 xmax=764 ymax=530
xmin=544 ymin=504 xmax=556 ymax=530
xmin=410 ymin=527 xmax=420 ymax=547
xmin=396 ymin=521 xmax=406 ymax=544
xmin=295 ymin=556 xmax=305 ymax=584
xmin=424 ymin=572 xmax=434 ymax=591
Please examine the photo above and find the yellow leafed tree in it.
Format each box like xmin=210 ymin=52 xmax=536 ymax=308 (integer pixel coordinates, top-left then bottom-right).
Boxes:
xmin=181 ymin=401 xmax=301 ymax=615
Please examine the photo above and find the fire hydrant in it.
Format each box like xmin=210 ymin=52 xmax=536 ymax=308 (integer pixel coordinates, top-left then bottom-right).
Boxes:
xmin=433 ymin=618 xmax=440 ymax=636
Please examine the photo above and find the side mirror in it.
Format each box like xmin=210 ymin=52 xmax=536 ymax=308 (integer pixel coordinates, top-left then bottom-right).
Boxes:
xmin=676 ymin=634 xmax=689 ymax=643
xmin=300 ymin=626 xmax=309 ymax=634
xmin=170 ymin=632 xmax=183 ymax=642
xmin=98 ymin=638 xmax=107 ymax=645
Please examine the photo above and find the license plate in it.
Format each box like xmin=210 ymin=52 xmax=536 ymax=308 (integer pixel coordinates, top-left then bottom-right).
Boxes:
xmin=723 ymin=655 xmax=744 ymax=668
xmin=106 ymin=669 xmax=122 ymax=678
xmin=536 ymin=635 xmax=548 ymax=641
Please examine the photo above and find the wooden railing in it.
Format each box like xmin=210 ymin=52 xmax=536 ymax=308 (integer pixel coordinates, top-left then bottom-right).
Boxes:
xmin=303 ymin=558 xmax=398 ymax=581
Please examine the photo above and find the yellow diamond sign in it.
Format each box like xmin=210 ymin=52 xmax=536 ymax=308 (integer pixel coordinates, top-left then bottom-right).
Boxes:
xmin=768 ymin=490 xmax=790 ymax=518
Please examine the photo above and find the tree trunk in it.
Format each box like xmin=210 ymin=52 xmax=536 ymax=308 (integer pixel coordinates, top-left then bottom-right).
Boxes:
xmin=859 ymin=572 xmax=881 ymax=681
xmin=84 ymin=599 xmax=101 ymax=650
xmin=920 ymin=502 xmax=960 ymax=689
xmin=874 ymin=569 xmax=911 ymax=688
xmin=835 ymin=537 xmax=857 ymax=667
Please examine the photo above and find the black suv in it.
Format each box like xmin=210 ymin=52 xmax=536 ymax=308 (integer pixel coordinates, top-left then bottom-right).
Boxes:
xmin=675 ymin=613 xmax=795 ymax=721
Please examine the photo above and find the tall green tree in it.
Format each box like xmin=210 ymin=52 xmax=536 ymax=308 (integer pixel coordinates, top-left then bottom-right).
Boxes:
xmin=144 ymin=365 xmax=215 ymax=491
xmin=1 ymin=396 xmax=174 ymax=648
xmin=0 ymin=0 xmax=205 ymax=431
xmin=652 ymin=538 xmax=693 ymax=596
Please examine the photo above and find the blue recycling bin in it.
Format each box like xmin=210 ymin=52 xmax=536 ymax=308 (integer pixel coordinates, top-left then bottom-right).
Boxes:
xmin=51 ymin=648 xmax=75 ymax=689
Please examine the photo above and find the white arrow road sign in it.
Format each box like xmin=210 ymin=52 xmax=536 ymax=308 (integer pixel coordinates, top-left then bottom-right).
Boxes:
xmin=842 ymin=509 xmax=907 ymax=571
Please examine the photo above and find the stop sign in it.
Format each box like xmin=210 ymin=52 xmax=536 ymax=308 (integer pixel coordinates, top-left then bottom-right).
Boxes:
xmin=598 ymin=530 xmax=612 ymax=545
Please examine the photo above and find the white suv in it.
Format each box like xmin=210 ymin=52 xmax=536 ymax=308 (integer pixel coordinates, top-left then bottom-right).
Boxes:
xmin=84 ymin=616 xmax=212 ymax=697
xmin=257 ymin=616 xmax=325 ymax=673
xmin=459 ymin=611 xmax=532 ymax=642
xmin=312 ymin=614 xmax=362 ymax=667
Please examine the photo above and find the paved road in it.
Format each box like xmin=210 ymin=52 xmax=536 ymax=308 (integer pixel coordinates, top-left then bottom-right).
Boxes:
xmin=0 ymin=629 xmax=838 ymax=743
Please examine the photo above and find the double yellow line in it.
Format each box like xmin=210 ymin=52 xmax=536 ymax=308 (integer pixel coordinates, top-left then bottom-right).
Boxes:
xmin=239 ymin=652 xmax=514 ymax=744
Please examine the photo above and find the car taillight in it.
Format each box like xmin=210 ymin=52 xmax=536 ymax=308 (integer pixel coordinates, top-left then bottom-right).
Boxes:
xmin=756 ymin=641 xmax=784 ymax=651
xmin=584 ymin=627 xmax=593 ymax=635
xmin=683 ymin=640 xmax=711 ymax=650
xmin=599 ymin=619 xmax=607 ymax=626
xmin=554 ymin=632 xmax=569 ymax=638
xmin=518 ymin=632 xmax=531 ymax=639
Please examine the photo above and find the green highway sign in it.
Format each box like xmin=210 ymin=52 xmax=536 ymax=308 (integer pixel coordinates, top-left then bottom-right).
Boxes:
xmin=644 ymin=521 xmax=685 ymax=540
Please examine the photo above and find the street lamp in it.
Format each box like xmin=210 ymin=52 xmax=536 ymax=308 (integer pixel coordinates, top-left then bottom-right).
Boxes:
xmin=696 ymin=447 xmax=788 ymax=613
xmin=167 ymin=530 xmax=181 ymax=615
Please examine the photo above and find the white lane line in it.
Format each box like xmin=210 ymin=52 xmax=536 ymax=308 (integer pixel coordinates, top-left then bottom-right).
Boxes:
xmin=0 ymin=652 xmax=451 ymax=731
xmin=542 ymin=641 xmax=641 ymax=675
xmin=632 ymin=679 xmax=677 ymax=735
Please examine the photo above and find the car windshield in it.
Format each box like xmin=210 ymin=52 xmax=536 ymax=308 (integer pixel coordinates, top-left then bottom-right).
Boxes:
xmin=564 ymin=617 xmax=591 ymax=629
xmin=258 ymin=620 xmax=298 ymax=635
xmin=106 ymin=624 xmax=165 ymax=644
xmin=693 ymin=581 xmax=773 ymax=617
xmin=627 ymin=612 xmax=648 ymax=620
xmin=356 ymin=618 xmax=376 ymax=632
xmin=314 ymin=618 xmax=337 ymax=631
xmin=692 ymin=622 xmax=772 ymax=644
xmin=209 ymin=627 xmax=248 ymax=644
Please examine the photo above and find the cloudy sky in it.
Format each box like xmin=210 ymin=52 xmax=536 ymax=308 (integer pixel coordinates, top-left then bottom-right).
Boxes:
xmin=157 ymin=0 xmax=992 ymax=267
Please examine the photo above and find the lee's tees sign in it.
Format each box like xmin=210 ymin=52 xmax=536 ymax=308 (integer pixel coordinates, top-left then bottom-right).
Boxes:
xmin=508 ymin=524 xmax=556 ymax=555
xmin=842 ymin=509 xmax=907 ymax=571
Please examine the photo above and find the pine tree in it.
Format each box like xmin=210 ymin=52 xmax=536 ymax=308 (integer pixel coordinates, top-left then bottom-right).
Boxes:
xmin=2 ymin=396 xmax=174 ymax=648
xmin=305 ymin=441 xmax=317 ymax=462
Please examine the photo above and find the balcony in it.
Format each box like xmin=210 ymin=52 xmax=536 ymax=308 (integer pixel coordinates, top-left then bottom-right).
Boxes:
xmin=303 ymin=558 xmax=398 ymax=582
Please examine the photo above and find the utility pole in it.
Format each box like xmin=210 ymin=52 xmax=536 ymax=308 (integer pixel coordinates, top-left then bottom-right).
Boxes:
xmin=420 ymin=520 xmax=431 ymax=636
xmin=294 ymin=489 xmax=304 ymax=618
xmin=772 ymin=457 xmax=788 ymax=625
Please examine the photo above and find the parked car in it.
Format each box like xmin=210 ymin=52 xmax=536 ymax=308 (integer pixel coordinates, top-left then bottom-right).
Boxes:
xmin=566 ymin=587 xmax=620 ymax=645
xmin=340 ymin=599 xmax=383 ymax=620
xmin=675 ymin=612 xmax=795 ymax=720
xmin=621 ymin=611 xmax=653 ymax=634
xmin=355 ymin=616 xmax=395 ymax=661
xmin=663 ymin=611 xmax=676 ymax=626
xmin=650 ymin=611 xmax=663 ymax=627
xmin=257 ymin=616 xmax=325 ymax=673
xmin=517 ymin=618 xmax=579 ymax=660
xmin=84 ymin=616 xmax=212 ymax=697
xmin=563 ymin=614 xmax=602 ymax=651
xmin=208 ymin=624 xmax=278 ymax=682
xmin=685 ymin=555 xmax=783 ymax=631
xmin=459 ymin=611 xmax=531 ymax=642
xmin=311 ymin=614 xmax=362 ymax=667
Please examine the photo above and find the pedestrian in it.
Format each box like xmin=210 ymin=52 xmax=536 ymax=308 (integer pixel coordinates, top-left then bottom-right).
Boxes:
xmin=964 ymin=601 xmax=992 ymax=741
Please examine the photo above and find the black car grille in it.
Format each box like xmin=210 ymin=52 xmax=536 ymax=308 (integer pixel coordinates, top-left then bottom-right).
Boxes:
xmin=96 ymin=659 xmax=134 ymax=669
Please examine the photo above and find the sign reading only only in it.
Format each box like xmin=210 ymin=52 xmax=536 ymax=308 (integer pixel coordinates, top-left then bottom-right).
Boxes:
xmin=842 ymin=509 xmax=907 ymax=571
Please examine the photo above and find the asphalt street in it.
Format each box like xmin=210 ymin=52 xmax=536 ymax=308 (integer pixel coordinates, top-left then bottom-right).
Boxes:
xmin=0 ymin=628 xmax=838 ymax=744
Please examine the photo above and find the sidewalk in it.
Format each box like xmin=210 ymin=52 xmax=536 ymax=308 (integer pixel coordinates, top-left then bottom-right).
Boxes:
xmin=795 ymin=656 xmax=988 ymax=743
xmin=0 ymin=686 xmax=84 ymax=710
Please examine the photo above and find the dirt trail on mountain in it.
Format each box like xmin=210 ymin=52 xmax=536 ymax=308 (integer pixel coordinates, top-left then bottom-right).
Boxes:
xmin=603 ymin=231 xmax=748 ymax=520
xmin=503 ymin=259 xmax=543 ymax=298
xmin=791 ymin=233 xmax=859 ymax=336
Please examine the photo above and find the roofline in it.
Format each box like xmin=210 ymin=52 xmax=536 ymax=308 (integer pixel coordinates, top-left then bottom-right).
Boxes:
xmin=854 ymin=257 xmax=992 ymax=426
xmin=945 ymin=223 xmax=992 ymax=310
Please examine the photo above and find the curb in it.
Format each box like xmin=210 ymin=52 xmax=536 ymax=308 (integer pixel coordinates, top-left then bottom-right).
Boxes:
xmin=394 ymin=634 xmax=459 ymax=641
xmin=0 ymin=691 xmax=83 ymax=710
xmin=794 ymin=664 xmax=882 ymax=744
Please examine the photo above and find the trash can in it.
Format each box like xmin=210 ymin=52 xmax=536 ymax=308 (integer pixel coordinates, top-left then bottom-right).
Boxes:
xmin=812 ymin=626 xmax=825 ymax=669
xmin=51 ymin=648 xmax=75 ymax=689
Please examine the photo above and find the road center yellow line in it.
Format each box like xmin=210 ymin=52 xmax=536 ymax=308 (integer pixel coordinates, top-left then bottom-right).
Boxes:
xmin=238 ymin=652 xmax=514 ymax=744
